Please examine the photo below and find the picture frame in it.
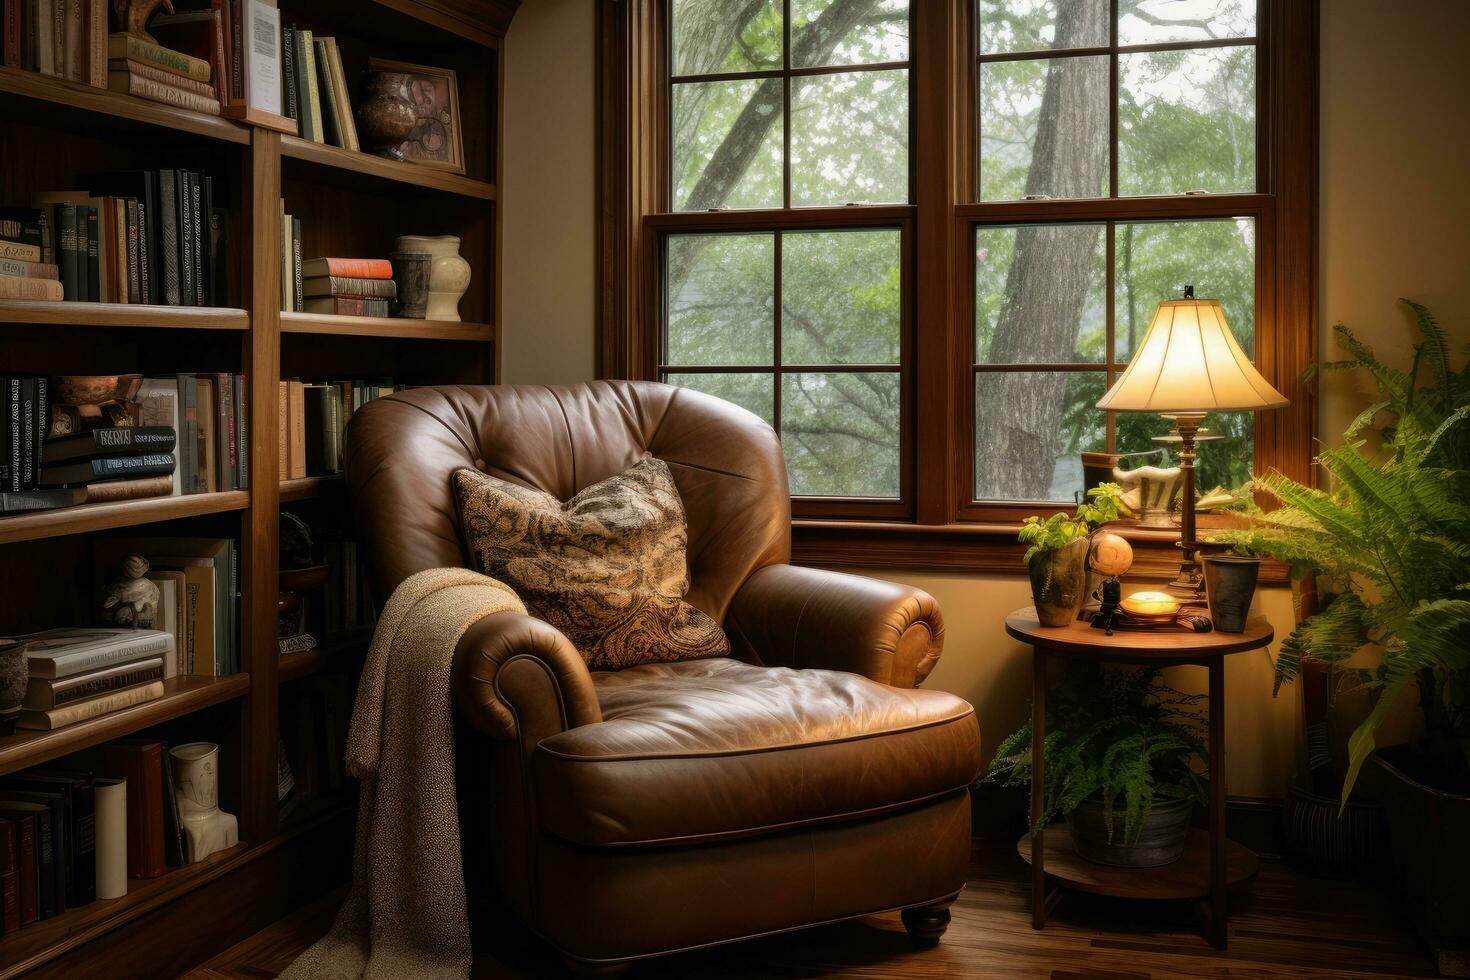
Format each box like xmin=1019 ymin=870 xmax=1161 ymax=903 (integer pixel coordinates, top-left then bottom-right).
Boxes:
xmin=364 ymin=58 xmax=466 ymax=174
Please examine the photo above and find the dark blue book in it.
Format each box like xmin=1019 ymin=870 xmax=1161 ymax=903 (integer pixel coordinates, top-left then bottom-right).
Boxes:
xmin=42 ymin=426 xmax=177 ymax=463
xmin=38 ymin=453 xmax=176 ymax=487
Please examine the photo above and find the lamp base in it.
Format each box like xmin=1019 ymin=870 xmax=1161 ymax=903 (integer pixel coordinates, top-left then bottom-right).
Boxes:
xmin=1167 ymin=539 xmax=1232 ymax=601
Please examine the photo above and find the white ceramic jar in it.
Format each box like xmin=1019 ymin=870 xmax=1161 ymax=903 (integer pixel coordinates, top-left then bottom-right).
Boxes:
xmin=395 ymin=234 xmax=471 ymax=322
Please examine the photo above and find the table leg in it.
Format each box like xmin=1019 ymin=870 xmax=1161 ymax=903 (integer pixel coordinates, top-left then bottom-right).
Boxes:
xmin=1031 ymin=647 xmax=1047 ymax=929
xmin=1208 ymin=657 xmax=1227 ymax=949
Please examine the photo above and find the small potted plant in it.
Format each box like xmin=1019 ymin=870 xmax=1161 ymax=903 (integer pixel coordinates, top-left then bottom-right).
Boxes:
xmin=985 ymin=665 xmax=1208 ymax=867
xmin=1019 ymin=483 xmax=1127 ymax=626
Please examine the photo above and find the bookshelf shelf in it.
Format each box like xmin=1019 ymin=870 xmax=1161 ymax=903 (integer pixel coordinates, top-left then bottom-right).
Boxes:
xmin=0 ymin=66 xmax=250 ymax=146
xmin=281 ymin=311 xmax=495 ymax=342
xmin=279 ymin=474 xmax=343 ymax=502
xmin=0 ymin=301 xmax=249 ymax=331
xmin=0 ymin=674 xmax=252 ymax=777
xmin=280 ymin=135 xmax=497 ymax=201
xmin=0 ymin=842 xmax=250 ymax=980
xmin=0 ymin=491 xmax=250 ymax=546
xmin=278 ymin=628 xmax=373 ymax=683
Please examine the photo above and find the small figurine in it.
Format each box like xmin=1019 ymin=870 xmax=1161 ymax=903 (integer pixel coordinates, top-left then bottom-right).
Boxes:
xmin=113 ymin=0 xmax=174 ymax=43
xmin=102 ymin=554 xmax=161 ymax=628
xmin=170 ymin=742 xmax=239 ymax=862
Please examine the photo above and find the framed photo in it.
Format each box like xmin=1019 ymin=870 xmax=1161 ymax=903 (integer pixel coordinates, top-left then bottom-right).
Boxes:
xmin=365 ymin=59 xmax=465 ymax=174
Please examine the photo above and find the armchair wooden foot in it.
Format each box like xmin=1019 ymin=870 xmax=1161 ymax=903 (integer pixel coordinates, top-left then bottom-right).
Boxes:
xmin=901 ymin=899 xmax=955 ymax=948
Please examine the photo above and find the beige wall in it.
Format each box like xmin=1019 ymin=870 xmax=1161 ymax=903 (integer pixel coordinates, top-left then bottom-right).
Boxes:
xmin=500 ymin=0 xmax=598 ymax=386
xmin=497 ymin=0 xmax=1469 ymax=798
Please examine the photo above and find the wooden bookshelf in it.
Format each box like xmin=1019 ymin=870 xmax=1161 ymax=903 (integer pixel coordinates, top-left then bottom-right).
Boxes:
xmin=281 ymin=136 xmax=497 ymax=201
xmin=282 ymin=311 xmax=495 ymax=341
xmin=0 ymin=0 xmax=506 ymax=973
xmin=0 ymin=66 xmax=250 ymax=146
xmin=0 ymin=491 xmax=250 ymax=546
xmin=0 ymin=301 xmax=249 ymax=330
xmin=0 ymin=674 xmax=252 ymax=776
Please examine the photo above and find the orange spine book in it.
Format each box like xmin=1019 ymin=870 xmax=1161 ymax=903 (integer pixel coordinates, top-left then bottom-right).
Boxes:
xmin=106 ymin=71 xmax=222 ymax=115
xmin=0 ymin=278 xmax=64 ymax=301
xmin=301 ymin=257 xmax=393 ymax=280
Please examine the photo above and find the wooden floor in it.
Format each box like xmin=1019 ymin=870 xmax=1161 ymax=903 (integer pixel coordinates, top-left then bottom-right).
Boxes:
xmin=186 ymin=838 xmax=1436 ymax=979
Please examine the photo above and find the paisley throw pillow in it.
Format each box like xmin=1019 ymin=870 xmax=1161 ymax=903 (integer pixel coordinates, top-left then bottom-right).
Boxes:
xmin=452 ymin=456 xmax=730 ymax=670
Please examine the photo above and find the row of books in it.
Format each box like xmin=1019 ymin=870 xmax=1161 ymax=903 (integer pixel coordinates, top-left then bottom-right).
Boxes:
xmin=0 ymin=0 xmax=107 ymax=85
xmin=0 ymin=373 xmax=249 ymax=514
xmin=91 ymin=535 xmax=241 ymax=678
xmin=278 ymin=674 xmax=352 ymax=816
xmin=279 ymin=377 xmax=396 ymax=479
xmin=0 ymin=737 xmax=202 ymax=933
xmin=321 ymin=536 xmax=377 ymax=637
xmin=280 ymin=245 xmax=397 ymax=318
xmin=280 ymin=24 xmax=358 ymax=151
xmin=0 ymin=170 xmax=228 ymax=306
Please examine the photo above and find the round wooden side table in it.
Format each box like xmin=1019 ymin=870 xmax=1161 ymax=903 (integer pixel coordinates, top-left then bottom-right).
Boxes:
xmin=1004 ymin=606 xmax=1274 ymax=950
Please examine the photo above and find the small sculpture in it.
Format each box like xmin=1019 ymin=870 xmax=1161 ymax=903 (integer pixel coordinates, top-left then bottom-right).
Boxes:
xmin=358 ymin=73 xmax=417 ymax=161
xmin=1086 ymin=531 xmax=1134 ymax=633
xmin=112 ymin=0 xmax=173 ymax=43
xmin=1111 ymin=462 xmax=1183 ymax=529
xmin=102 ymin=554 xmax=161 ymax=628
xmin=170 ymin=742 xmax=239 ymax=863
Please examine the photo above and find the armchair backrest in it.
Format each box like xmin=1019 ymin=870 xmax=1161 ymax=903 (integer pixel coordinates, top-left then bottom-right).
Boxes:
xmin=345 ymin=381 xmax=792 ymax=624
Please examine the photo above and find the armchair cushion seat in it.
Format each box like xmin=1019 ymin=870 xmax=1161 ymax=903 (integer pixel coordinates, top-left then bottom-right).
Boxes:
xmin=533 ymin=658 xmax=980 ymax=848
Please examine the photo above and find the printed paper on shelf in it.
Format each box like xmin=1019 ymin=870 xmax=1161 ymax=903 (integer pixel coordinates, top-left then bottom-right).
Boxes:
xmin=241 ymin=0 xmax=281 ymax=115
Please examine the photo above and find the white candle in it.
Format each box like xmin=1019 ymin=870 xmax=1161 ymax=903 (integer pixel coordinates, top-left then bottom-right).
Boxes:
xmin=95 ymin=777 xmax=128 ymax=900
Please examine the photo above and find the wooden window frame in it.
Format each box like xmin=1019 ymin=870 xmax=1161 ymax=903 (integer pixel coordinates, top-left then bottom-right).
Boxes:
xmin=599 ymin=0 xmax=1318 ymax=573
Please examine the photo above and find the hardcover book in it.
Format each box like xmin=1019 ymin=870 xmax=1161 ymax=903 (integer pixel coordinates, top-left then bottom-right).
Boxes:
xmin=18 ymin=628 xmax=174 ymax=679
xmin=42 ymin=425 xmax=176 ymax=463
xmin=17 ymin=680 xmax=165 ymax=730
xmin=38 ymin=452 xmax=176 ymax=486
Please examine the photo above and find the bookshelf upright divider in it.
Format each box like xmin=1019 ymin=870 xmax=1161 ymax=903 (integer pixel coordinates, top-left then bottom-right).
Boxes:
xmin=0 ymin=1 xmax=507 ymax=973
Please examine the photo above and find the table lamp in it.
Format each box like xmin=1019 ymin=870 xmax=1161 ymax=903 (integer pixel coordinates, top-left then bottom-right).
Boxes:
xmin=1096 ymin=287 xmax=1288 ymax=598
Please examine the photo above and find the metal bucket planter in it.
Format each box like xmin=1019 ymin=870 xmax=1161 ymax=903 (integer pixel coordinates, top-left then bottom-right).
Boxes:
xmin=1027 ymin=538 xmax=1089 ymax=627
xmin=1203 ymin=556 xmax=1261 ymax=633
xmin=1065 ymin=796 xmax=1195 ymax=868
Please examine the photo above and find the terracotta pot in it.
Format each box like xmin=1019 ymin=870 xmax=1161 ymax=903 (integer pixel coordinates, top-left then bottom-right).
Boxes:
xmin=395 ymin=235 xmax=470 ymax=322
xmin=1027 ymin=538 xmax=1089 ymax=627
xmin=1065 ymin=795 xmax=1194 ymax=868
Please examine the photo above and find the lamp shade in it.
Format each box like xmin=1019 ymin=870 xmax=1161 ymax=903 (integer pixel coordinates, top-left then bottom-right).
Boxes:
xmin=1097 ymin=298 xmax=1288 ymax=413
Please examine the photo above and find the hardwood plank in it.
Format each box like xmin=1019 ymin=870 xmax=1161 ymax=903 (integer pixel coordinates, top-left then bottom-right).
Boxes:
xmin=0 ymin=66 xmax=250 ymax=145
xmin=280 ymin=136 xmax=497 ymax=201
xmin=0 ymin=674 xmax=251 ymax=776
xmin=0 ymin=491 xmax=250 ymax=546
xmin=279 ymin=475 xmax=343 ymax=502
xmin=0 ymin=301 xmax=249 ymax=330
xmin=281 ymin=311 xmax=496 ymax=342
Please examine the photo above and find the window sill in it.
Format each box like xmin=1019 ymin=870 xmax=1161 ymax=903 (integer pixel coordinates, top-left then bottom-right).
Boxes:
xmin=791 ymin=519 xmax=1291 ymax=585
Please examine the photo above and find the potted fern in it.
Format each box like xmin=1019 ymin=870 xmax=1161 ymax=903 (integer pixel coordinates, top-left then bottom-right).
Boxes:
xmin=1020 ymin=484 xmax=1127 ymax=626
xmin=985 ymin=665 xmax=1208 ymax=868
xmin=1218 ymin=302 xmax=1469 ymax=963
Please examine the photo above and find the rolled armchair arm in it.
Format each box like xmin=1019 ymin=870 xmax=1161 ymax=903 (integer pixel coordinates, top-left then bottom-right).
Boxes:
xmin=451 ymin=612 xmax=601 ymax=744
xmin=725 ymin=564 xmax=944 ymax=689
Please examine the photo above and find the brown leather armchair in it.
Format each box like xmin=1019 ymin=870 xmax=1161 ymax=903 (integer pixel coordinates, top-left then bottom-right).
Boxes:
xmin=346 ymin=380 xmax=980 ymax=973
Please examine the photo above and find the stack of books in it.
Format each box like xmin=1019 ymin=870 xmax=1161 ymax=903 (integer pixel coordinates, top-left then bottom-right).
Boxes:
xmin=92 ymin=536 xmax=241 ymax=677
xmin=0 ymin=209 xmax=61 ymax=302
xmin=14 ymin=628 xmax=173 ymax=732
xmin=0 ymin=0 xmax=108 ymax=86
xmin=303 ymin=258 xmax=397 ymax=317
xmin=279 ymin=377 xmax=396 ymax=479
xmin=280 ymin=25 xmax=358 ymax=151
xmin=106 ymin=33 xmax=219 ymax=116
xmin=0 ymin=768 xmax=101 ymax=926
xmin=9 ymin=169 xmax=228 ymax=307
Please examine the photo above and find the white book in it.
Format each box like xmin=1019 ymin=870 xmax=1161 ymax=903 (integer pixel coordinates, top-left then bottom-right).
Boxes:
xmin=242 ymin=0 xmax=282 ymax=115
xmin=17 ymin=628 xmax=174 ymax=679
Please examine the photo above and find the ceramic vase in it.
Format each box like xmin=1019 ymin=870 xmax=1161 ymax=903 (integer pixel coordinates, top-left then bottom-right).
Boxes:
xmin=395 ymin=235 xmax=470 ymax=321
xmin=1202 ymin=556 xmax=1260 ymax=633
xmin=170 ymin=742 xmax=239 ymax=863
xmin=1026 ymin=537 xmax=1089 ymax=627
xmin=389 ymin=250 xmax=431 ymax=319
xmin=1066 ymin=795 xmax=1194 ymax=868
xmin=0 ymin=639 xmax=26 ymax=735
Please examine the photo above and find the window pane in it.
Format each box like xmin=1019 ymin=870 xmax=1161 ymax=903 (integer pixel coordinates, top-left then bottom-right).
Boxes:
xmin=975 ymin=371 xmax=1106 ymax=501
xmin=671 ymin=0 xmax=782 ymax=76
xmin=1119 ymin=45 xmax=1256 ymax=197
xmin=978 ymin=0 xmax=1109 ymax=55
xmin=666 ymin=233 xmax=775 ymax=366
xmin=782 ymin=372 xmax=900 ymax=497
xmin=1118 ymin=0 xmax=1255 ymax=46
xmin=975 ymin=224 xmax=1106 ymax=364
xmin=667 ymin=373 xmax=775 ymax=426
xmin=791 ymin=69 xmax=909 ymax=207
xmin=792 ymin=0 xmax=908 ymax=68
xmin=979 ymin=56 xmax=1109 ymax=202
xmin=673 ymin=79 xmax=785 ymax=211
xmin=1115 ymin=411 xmax=1254 ymax=492
xmin=783 ymin=230 xmax=901 ymax=366
xmin=1114 ymin=218 xmax=1255 ymax=362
